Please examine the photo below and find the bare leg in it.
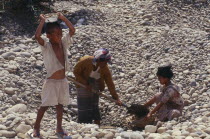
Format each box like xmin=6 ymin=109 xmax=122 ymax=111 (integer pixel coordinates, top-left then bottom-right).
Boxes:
xmin=34 ymin=106 xmax=49 ymax=131
xmin=56 ymin=104 xmax=63 ymax=132
xmin=94 ymin=120 xmax=100 ymax=126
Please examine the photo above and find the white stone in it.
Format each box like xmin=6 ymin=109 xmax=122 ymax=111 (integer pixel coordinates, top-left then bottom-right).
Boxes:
xmin=33 ymin=47 xmax=41 ymax=54
xmin=91 ymin=131 xmax=105 ymax=138
xmin=127 ymin=87 xmax=135 ymax=93
xmin=0 ymin=130 xmax=16 ymax=138
xmin=4 ymin=87 xmax=16 ymax=95
xmin=104 ymin=132 xmax=114 ymax=139
xmin=0 ymin=70 xmax=9 ymax=77
xmin=145 ymin=125 xmax=157 ymax=133
xmin=1 ymin=52 xmax=16 ymax=59
xmin=27 ymin=113 xmax=37 ymax=119
xmin=0 ymin=125 xmax=7 ymax=130
xmin=182 ymin=94 xmax=190 ymax=99
xmin=188 ymin=104 xmax=196 ymax=111
xmin=172 ymin=130 xmax=181 ymax=136
xmin=120 ymin=131 xmax=144 ymax=139
xmin=189 ymin=88 xmax=195 ymax=94
xmin=190 ymin=133 xmax=199 ymax=137
xmin=157 ymin=127 xmax=167 ymax=133
xmin=147 ymin=133 xmax=161 ymax=139
xmin=194 ymin=117 xmax=202 ymax=124
xmin=192 ymin=93 xmax=198 ymax=97
xmin=204 ymin=127 xmax=210 ymax=134
xmin=161 ymin=133 xmax=173 ymax=139
xmin=185 ymin=136 xmax=194 ymax=139
xmin=129 ymin=70 xmax=136 ymax=76
xmin=71 ymin=134 xmax=82 ymax=139
xmin=6 ymin=104 xmax=27 ymax=114
xmin=202 ymin=116 xmax=208 ymax=122
xmin=9 ymin=117 xmax=22 ymax=128
xmin=20 ymin=52 xmax=31 ymax=58
xmin=17 ymin=133 xmax=26 ymax=139
xmin=130 ymin=132 xmax=144 ymax=139
xmin=181 ymin=131 xmax=190 ymax=136
xmin=15 ymin=123 xmax=31 ymax=134
xmin=148 ymin=75 xmax=155 ymax=79
xmin=12 ymin=95 xmax=18 ymax=102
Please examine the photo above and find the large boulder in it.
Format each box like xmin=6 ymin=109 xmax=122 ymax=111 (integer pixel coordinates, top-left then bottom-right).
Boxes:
xmin=15 ymin=123 xmax=31 ymax=134
xmin=6 ymin=104 xmax=27 ymax=114
xmin=0 ymin=130 xmax=16 ymax=138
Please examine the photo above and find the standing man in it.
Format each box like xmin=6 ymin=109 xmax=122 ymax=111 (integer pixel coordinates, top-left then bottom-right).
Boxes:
xmin=73 ymin=48 xmax=122 ymax=125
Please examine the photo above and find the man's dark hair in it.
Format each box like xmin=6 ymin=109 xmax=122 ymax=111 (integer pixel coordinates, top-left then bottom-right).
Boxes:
xmin=45 ymin=22 xmax=61 ymax=34
xmin=156 ymin=65 xmax=174 ymax=79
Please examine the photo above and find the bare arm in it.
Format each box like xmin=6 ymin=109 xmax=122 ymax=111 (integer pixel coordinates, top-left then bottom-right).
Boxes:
xmin=35 ymin=14 xmax=45 ymax=46
xmin=103 ymin=66 xmax=119 ymax=100
xmin=144 ymin=96 xmax=156 ymax=107
xmin=103 ymin=66 xmax=122 ymax=106
xmin=147 ymin=102 xmax=164 ymax=118
xmin=58 ymin=13 xmax=75 ymax=37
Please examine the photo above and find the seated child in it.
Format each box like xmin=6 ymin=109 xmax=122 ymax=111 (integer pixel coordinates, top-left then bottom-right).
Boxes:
xmin=144 ymin=64 xmax=184 ymax=122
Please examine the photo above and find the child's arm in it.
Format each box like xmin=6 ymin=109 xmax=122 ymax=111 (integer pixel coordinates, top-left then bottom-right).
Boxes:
xmin=58 ymin=12 xmax=75 ymax=37
xmin=144 ymin=96 xmax=156 ymax=107
xmin=35 ymin=14 xmax=45 ymax=46
xmin=146 ymin=102 xmax=164 ymax=118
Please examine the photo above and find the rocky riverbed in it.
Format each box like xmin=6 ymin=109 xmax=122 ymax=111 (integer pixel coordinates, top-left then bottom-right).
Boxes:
xmin=0 ymin=0 xmax=209 ymax=138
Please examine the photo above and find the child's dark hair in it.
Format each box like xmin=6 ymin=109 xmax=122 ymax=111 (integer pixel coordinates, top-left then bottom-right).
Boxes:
xmin=45 ymin=22 xmax=61 ymax=34
xmin=156 ymin=65 xmax=174 ymax=79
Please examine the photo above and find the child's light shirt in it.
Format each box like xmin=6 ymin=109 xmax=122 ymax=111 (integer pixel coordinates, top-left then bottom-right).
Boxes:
xmin=154 ymin=83 xmax=184 ymax=121
xmin=39 ymin=33 xmax=72 ymax=78
xmin=157 ymin=84 xmax=183 ymax=107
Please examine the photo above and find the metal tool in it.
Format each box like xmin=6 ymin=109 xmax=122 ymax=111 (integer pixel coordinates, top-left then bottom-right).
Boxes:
xmin=67 ymin=76 xmax=128 ymax=108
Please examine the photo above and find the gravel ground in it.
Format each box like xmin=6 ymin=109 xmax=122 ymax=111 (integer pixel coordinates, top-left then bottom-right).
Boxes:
xmin=0 ymin=0 xmax=209 ymax=138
